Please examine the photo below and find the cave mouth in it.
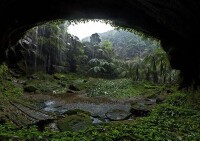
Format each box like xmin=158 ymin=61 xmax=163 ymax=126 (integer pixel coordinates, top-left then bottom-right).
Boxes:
xmin=5 ymin=19 xmax=179 ymax=84
xmin=0 ymin=19 xmax=181 ymax=132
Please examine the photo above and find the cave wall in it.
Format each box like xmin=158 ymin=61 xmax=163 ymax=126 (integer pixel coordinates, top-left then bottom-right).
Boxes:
xmin=0 ymin=0 xmax=200 ymax=88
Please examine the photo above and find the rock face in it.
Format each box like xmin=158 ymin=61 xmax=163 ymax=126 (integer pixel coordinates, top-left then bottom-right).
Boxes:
xmin=0 ymin=0 xmax=200 ymax=88
xmin=4 ymin=24 xmax=82 ymax=75
xmin=1 ymin=100 xmax=56 ymax=129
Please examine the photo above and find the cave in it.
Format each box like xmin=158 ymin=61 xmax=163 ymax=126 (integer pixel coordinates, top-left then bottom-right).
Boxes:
xmin=1 ymin=0 xmax=200 ymax=88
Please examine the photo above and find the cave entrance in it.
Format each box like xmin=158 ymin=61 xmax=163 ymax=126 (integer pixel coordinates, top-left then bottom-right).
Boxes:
xmin=7 ymin=19 xmax=179 ymax=84
xmin=1 ymin=18 xmax=181 ymax=134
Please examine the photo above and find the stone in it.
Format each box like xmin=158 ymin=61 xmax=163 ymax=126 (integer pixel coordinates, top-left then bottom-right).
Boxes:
xmin=63 ymin=109 xmax=91 ymax=116
xmin=91 ymin=116 xmax=105 ymax=124
xmin=130 ymin=103 xmax=150 ymax=117
xmin=57 ymin=114 xmax=92 ymax=132
xmin=105 ymin=109 xmax=132 ymax=121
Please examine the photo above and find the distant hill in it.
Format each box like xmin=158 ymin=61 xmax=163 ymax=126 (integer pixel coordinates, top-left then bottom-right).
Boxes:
xmin=82 ymin=30 xmax=159 ymax=59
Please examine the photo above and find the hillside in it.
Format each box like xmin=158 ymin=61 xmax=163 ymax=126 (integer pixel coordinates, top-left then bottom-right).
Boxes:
xmin=82 ymin=30 xmax=159 ymax=59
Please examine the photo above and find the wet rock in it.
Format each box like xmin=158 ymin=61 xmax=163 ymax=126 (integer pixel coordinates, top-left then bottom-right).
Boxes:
xmin=57 ymin=114 xmax=92 ymax=132
xmin=24 ymin=85 xmax=38 ymax=92
xmin=69 ymin=85 xmax=80 ymax=91
xmin=105 ymin=109 xmax=132 ymax=121
xmin=43 ymin=100 xmax=67 ymax=114
xmin=63 ymin=109 xmax=91 ymax=116
xmin=91 ymin=116 xmax=105 ymax=124
xmin=130 ymin=103 xmax=150 ymax=117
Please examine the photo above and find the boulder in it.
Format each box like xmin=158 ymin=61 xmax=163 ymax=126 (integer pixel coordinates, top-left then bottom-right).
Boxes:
xmin=57 ymin=114 xmax=92 ymax=132
xmin=105 ymin=109 xmax=132 ymax=121
xmin=130 ymin=103 xmax=150 ymax=117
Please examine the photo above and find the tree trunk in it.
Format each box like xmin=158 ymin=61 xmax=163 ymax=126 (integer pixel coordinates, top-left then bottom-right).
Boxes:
xmin=152 ymin=57 xmax=158 ymax=83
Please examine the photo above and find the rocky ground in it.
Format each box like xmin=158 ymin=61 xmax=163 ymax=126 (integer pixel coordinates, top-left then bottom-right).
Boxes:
xmin=0 ymin=72 xmax=167 ymax=132
xmin=0 ymin=90 xmax=159 ymax=132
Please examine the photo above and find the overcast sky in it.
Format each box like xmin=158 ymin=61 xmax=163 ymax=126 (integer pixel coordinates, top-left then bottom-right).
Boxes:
xmin=67 ymin=21 xmax=114 ymax=40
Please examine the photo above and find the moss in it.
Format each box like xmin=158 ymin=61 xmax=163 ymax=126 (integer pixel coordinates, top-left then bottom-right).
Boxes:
xmin=53 ymin=73 xmax=68 ymax=80
xmin=0 ymin=80 xmax=23 ymax=98
xmin=57 ymin=114 xmax=92 ymax=132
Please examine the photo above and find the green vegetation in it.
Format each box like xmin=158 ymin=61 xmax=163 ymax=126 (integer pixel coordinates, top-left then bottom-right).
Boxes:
xmin=0 ymin=20 xmax=198 ymax=140
xmin=86 ymin=79 xmax=162 ymax=98
xmin=0 ymin=64 xmax=23 ymax=98
xmin=1 ymin=89 xmax=200 ymax=140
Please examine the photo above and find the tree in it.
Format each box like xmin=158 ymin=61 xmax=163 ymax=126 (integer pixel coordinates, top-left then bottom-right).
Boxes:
xmin=66 ymin=36 xmax=84 ymax=72
xmin=88 ymin=58 xmax=115 ymax=78
xmin=90 ymin=33 xmax=101 ymax=45
xmin=99 ymin=40 xmax=114 ymax=60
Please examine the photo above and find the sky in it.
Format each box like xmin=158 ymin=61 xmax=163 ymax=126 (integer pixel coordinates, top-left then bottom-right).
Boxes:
xmin=67 ymin=21 xmax=114 ymax=40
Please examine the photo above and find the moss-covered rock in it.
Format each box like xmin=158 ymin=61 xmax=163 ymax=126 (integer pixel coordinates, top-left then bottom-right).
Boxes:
xmin=53 ymin=73 xmax=67 ymax=80
xmin=57 ymin=113 xmax=92 ymax=132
